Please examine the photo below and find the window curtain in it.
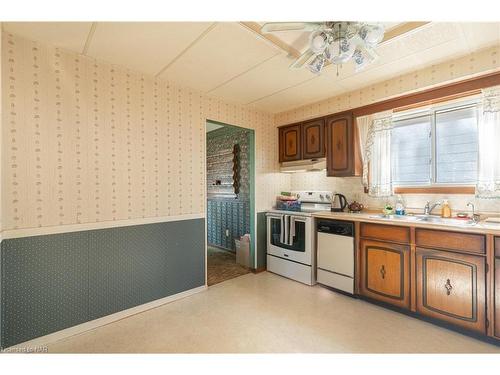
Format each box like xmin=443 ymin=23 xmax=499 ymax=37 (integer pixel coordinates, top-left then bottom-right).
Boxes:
xmin=357 ymin=110 xmax=394 ymax=197
xmin=476 ymin=85 xmax=500 ymax=198
xmin=356 ymin=114 xmax=373 ymax=188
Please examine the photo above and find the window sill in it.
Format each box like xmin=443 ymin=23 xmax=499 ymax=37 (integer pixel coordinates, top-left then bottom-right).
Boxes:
xmin=393 ymin=186 xmax=475 ymax=194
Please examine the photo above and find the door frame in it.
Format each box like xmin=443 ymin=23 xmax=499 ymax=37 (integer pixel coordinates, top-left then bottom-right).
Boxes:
xmin=204 ymin=119 xmax=257 ymax=281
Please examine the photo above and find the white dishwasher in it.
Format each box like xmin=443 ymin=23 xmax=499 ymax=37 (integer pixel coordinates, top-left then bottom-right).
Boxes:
xmin=316 ymin=220 xmax=355 ymax=294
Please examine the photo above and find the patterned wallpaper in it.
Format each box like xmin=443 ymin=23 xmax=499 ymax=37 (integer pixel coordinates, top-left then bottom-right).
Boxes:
xmin=1 ymin=32 xmax=288 ymax=231
xmin=278 ymin=44 xmax=500 ymax=214
xmin=275 ymin=44 xmax=500 ymax=126
xmin=206 ymin=126 xmax=250 ymax=200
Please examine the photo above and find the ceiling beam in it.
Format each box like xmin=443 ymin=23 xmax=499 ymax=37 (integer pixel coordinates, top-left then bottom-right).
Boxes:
xmin=239 ymin=22 xmax=302 ymax=59
xmin=155 ymin=22 xmax=218 ymax=78
xmin=381 ymin=22 xmax=430 ymax=43
xmin=82 ymin=22 xmax=97 ymax=55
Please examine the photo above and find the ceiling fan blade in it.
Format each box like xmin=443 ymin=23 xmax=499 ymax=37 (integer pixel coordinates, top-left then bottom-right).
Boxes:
xmin=289 ymin=49 xmax=315 ymax=69
xmin=261 ymin=22 xmax=320 ymax=34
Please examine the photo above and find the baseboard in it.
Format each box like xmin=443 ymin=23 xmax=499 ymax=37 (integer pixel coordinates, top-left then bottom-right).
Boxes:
xmin=252 ymin=266 xmax=266 ymax=273
xmin=4 ymin=285 xmax=207 ymax=350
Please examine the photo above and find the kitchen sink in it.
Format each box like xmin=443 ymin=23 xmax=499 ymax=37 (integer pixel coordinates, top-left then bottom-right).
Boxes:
xmin=369 ymin=214 xmax=421 ymax=221
xmin=369 ymin=214 xmax=477 ymax=226
xmin=414 ymin=215 xmax=476 ymax=226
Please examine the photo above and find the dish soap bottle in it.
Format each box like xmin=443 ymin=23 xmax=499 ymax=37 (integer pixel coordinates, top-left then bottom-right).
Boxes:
xmin=441 ymin=200 xmax=452 ymax=218
xmin=395 ymin=195 xmax=406 ymax=216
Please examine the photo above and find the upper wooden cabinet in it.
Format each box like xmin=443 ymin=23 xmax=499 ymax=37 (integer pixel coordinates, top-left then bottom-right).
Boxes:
xmin=301 ymin=119 xmax=325 ymax=159
xmin=279 ymin=124 xmax=301 ymax=162
xmin=325 ymin=112 xmax=361 ymax=177
xmin=359 ymin=239 xmax=410 ymax=309
xmin=416 ymin=247 xmax=486 ymax=334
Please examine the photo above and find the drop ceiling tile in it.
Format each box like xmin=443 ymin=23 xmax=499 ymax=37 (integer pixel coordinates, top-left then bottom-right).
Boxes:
xmin=339 ymin=55 xmax=421 ymax=90
xmin=208 ymin=54 xmax=315 ymax=105
xmin=86 ymin=22 xmax=212 ymax=76
xmin=160 ymin=22 xmax=280 ymax=93
xmin=250 ymin=69 xmax=348 ymax=113
xmin=460 ymin=22 xmax=500 ymax=51
xmin=2 ymin=22 xmax=92 ymax=53
xmin=376 ymin=23 xmax=462 ymax=65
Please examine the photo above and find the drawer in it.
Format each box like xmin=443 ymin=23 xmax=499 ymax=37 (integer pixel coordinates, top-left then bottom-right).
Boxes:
xmin=495 ymin=237 xmax=500 ymax=257
xmin=415 ymin=228 xmax=485 ymax=255
xmin=360 ymin=223 xmax=410 ymax=244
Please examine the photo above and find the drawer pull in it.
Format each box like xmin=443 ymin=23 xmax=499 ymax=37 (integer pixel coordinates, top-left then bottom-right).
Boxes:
xmin=445 ymin=279 xmax=453 ymax=295
xmin=380 ymin=265 xmax=386 ymax=279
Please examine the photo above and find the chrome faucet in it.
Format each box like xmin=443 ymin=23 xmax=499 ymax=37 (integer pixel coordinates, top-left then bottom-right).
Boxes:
xmin=423 ymin=200 xmax=442 ymax=216
xmin=467 ymin=202 xmax=481 ymax=224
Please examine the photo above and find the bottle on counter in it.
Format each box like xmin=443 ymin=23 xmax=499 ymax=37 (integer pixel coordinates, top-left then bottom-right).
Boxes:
xmin=395 ymin=195 xmax=406 ymax=216
xmin=441 ymin=200 xmax=452 ymax=218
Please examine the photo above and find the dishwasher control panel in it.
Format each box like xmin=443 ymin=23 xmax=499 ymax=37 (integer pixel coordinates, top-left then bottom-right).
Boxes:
xmin=317 ymin=220 xmax=354 ymax=237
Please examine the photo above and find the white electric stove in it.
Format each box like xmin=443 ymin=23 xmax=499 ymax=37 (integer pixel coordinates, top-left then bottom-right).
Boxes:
xmin=266 ymin=191 xmax=333 ymax=285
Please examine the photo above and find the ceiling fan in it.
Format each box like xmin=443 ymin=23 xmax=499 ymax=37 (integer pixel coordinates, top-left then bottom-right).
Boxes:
xmin=260 ymin=22 xmax=385 ymax=74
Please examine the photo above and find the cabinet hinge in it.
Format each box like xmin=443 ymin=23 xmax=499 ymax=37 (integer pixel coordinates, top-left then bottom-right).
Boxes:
xmin=486 ymin=264 xmax=489 ymax=273
xmin=486 ymin=319 xmax=490 ymax=329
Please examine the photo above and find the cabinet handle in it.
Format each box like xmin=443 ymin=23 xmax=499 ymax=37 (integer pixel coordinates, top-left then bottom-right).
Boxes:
xmin=380 ymin=265 xmax=386 ymax=279
xmin=445 ymin=279 xmax=453 ymax=295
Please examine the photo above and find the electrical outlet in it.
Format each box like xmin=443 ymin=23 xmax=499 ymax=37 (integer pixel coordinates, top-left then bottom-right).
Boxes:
xmin=225 ymin=229 xmax=229 ymax=237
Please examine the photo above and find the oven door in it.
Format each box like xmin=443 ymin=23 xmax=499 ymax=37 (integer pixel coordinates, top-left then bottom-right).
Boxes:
xmin=267 ymin=213 xmax=312 ymax=265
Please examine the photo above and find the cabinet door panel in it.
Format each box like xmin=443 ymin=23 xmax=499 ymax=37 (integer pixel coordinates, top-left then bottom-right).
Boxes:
xmin=279 ymin=125 xmax=301 ymax=162
xmin=331 ymin=119 xmax=348 ymax=170
xmin=326 ymin=115 xmax=351 ymax=176
xmin=494 ymin=257 xmax=500 ymax=338
xmin=360 ymin=239 xmax=410 ymax=309
xmin=366 ymin=247 xmax=402 ymax=298
xmin=416 ymin=247 xmax=486 ymax=334
xmin=495 ymin=237 xmax=500 ymax=338
xmin=302 ymin=119 xmax=325 ymax=159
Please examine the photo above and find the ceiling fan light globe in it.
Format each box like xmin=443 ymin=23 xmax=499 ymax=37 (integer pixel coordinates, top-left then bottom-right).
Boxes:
xmin=308 ymin=54 xmax=325 ymax=74
xmin=309 ymin=31 xmax=328 ymax=54
xmin=326 ymin=36 xmax=356 ymax=64
xmin=360 ymin=24 xmax=384 ymax=48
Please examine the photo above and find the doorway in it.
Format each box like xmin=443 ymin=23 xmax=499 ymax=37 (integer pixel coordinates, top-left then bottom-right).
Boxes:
xmin=205 ymin=120 xmax=255 ymax=286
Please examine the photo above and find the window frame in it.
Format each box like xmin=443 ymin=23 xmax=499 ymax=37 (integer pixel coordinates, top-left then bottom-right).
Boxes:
xmin=391 ymin=96 xmax=480 ymax=194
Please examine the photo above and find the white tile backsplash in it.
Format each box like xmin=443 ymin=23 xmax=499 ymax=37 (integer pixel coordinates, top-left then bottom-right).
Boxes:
xmin=289 ymin=171 xmax=500 ymax=215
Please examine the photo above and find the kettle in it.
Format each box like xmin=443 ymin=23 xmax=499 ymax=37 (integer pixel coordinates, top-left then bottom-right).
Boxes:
xmin=331 ymin=193 xmax=348 ymax=212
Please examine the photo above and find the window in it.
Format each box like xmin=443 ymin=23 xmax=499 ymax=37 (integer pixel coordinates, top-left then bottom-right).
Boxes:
xmin=391 ymin=99 xmax=479 ymax=188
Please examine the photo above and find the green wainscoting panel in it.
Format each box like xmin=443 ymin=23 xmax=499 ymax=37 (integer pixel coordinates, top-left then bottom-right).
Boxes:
xmin=256 ymin=212 xmax=267 ymax=270
xmin=0 ymin=232 xmax=90 ymax=348
xmin=0 ymin=218 xmax=205 ymax=349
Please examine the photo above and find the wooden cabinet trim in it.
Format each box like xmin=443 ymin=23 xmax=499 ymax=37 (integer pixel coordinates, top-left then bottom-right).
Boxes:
xmin=495 ymin=236 xmax=500 ymax=258
xmin=415 ymin=228 xmax=486 ymax=255
xmin=352 ymin=71 xmax=500 ymax=117
xmin=360 ymin=223 xmax=411 ymax=244
xmin=495 ymin=256 xmax=500 ymax=338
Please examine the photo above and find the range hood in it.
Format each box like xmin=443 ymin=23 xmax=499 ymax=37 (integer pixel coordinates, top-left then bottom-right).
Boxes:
xmin=280 ymin=158 xmax=326 ymax=173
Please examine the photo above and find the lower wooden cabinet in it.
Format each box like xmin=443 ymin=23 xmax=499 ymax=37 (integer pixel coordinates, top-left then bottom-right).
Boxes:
xmin=359 ymin=239 xmax=410 ymax=309
xmin=416 ymin=247 xmax=486 ymax=334
xmin=495 ymin=237 xmax=500 ymax=338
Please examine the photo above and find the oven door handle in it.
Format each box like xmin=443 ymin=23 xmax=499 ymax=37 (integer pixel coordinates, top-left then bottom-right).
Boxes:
xmin=279 ymin=215 xmax=285 ymax=244
xmin=283 ymin=215 xmax=289 ymax=246
xmin=288 ymin=216 xmax=295 ymax=246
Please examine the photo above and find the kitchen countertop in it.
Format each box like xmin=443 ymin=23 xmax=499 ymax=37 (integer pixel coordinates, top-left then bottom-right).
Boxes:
xmin=311 ymin=211 xmax=500 ymax=235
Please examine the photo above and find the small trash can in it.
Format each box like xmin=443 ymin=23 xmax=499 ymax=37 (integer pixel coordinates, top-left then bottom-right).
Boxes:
xmin=235 ymin=234 xmax=250 ymax=267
